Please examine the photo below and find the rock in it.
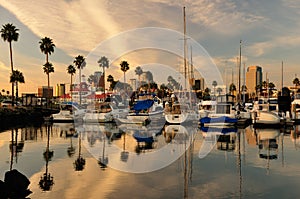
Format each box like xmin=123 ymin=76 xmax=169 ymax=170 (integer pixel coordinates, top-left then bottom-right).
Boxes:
xmin=4 ymin=169 xmax=32 ymax=198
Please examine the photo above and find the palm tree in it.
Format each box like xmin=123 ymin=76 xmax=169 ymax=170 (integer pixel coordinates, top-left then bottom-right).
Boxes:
xmin=43 ymin=62 xmax=54 ymax=103
xmin=212 ymin=80 xmax=217 ymax=96
xmin=10 ymin=70 xmax=25 ymax=102
xmin=229 ymin=83 xmax=236 ymax=95
xmin=39 ymin=37 xmax=55 ymax=106
xmin=1 ymin=23 xmax=19 ymax=105
xmin=120 ymin=61 xmax=130 ymax=90
xmin=67 ymin=65 xmax=76 ymax=100
xmin=135 ymin=66 xmax=143 ymax=88
xmin=39 ymin=37 xmax=55 ymax=63
xmin=97 ymin=56 xmax=109 ymax=95
xmin=107 ymin=75 xmax=114 ymax=91
xmin=216 ymin=87 xmax=223 ymax=95
xmin=145 ymin=71 xmax=153 ymax=91
xmin=73 ymin=55 xmax=86 ymax=105
xmin=293 ymin=77 xmax=300 ymax=87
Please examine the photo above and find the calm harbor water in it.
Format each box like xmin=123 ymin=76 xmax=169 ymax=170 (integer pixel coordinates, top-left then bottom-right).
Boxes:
xmin=1 ymin=122 xmax=300 ymax=199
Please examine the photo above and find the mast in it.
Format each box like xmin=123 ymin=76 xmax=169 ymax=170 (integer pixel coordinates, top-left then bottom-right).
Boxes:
xmin=190 ymin=46 xmax=194 ymax=81
xmin=183 ymin=6 xmax=187 ymax=90
xmin=239 ymin=40 xmax=242 ymax=102
xmin=281 ymin=61 xmax=283 ymax=95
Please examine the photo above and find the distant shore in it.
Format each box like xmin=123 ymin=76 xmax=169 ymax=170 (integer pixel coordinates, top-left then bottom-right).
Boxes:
xmin=0 ymin=107 xmax=58 ymax=131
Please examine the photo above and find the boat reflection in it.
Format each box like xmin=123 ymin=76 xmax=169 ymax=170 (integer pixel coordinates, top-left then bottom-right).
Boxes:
xmin=80 ymin=123 xmax=196 ymax=173
xmin=290 ymin=125 xmax=300 ymax=149
xmin=254 ymin=128 xmax=281 ymax=174
xmin=199 ymin=126 xmax=238 ymax=158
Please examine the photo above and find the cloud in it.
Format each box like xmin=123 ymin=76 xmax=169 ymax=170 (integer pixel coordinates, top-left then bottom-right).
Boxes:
xmin=0 ymin=0 xmax=121 ymax=56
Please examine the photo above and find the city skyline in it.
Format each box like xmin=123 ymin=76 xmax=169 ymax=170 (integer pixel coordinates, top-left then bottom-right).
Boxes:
xmin=0 ymin=0 xmax=300 ymax=94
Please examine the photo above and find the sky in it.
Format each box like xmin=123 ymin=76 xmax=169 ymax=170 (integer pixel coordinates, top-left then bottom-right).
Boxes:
xmin=0 ymin=0 xmax=300 ymax=94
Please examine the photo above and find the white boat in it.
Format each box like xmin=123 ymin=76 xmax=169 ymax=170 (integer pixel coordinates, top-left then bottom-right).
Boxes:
xmin=164 ymin=102 xmax=199 ymax=124
xmin=51 ymin=102 xmax=86 ymax=122
xmin=199 ymin=95 xmax=238 ymax=126
xmin=115 ymin=98 xmax=165 ymax=125
xmin=291 ymin=97 xmax=300 ymax=119
xmin=83 ymin=102 xmax=128 ymax=123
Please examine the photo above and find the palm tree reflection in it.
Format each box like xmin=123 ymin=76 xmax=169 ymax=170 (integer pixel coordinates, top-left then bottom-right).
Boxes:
xmin=74 ymin=132 xmax=86 ymax=171
xmin=9 ymin=128 xmax=25 ymax=170
xmin=98 ymin=133 xmax=108 ymax=169
xmin=67 ymin=128 xmax=76 ymax=157
xmin=120 ymin=132 xmax=129 ymax=162
xmin=39 ymin=123 xmax=54 ymax=191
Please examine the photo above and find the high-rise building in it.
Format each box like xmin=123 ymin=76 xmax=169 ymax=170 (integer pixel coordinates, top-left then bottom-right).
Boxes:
xmin=246 ymin=66 xmax=262 ymax=94
xmin=55 ymin=84 xmax=65 ymax=97
xmin=38 ymin=86 xmax=53 ymax=98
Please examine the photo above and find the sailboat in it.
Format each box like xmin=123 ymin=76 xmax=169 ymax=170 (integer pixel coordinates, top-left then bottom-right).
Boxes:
xmin=164 ymin=7 xmax=199 ymax=125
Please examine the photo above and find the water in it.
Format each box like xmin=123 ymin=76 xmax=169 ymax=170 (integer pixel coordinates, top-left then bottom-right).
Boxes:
xmin=1 ymin=122 xmax=300 ymax=199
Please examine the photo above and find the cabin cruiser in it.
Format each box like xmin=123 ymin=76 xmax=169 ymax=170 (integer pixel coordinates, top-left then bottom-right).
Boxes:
xmin=83 ymin=102 xmax=128 ymax=123
xmin=51 ymin=102 xmax=86 ymax=122
xmin=199 ymin=95 xmax=238 ymax=126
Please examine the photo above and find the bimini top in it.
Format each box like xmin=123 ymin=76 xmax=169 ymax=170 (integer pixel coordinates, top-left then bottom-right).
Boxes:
xmin=132 ymin=99 xmax=154 ymax=111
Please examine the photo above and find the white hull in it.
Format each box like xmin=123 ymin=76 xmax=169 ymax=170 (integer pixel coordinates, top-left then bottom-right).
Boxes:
xmin=52 ymin=110 xmax=83 ymax=122
xmin=83 ymin=112 xmax=113 ymax=123
xmin=252 ymin=111 xmax=281 ymax=124
xmin=165 ymin=112 xmax=198 ymax=124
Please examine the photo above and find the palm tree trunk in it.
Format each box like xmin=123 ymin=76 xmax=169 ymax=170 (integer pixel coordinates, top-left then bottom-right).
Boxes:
xmin=70 ymin=74 xmax=73 ymax=102
xmin=103 ymin=66 xmax=105 ymax=96
xmin=46 ymin=53 xmax=49 ymax=107
xmin=16 ymin=82 xmax=18 ymax=102
xmin=9 ymin=42 xmax=15 ymax=106
xmin=79 ymin=68 xmax=82 ymax=105
xmin=48 ymin=73 xmax=50 ymax=107
xmin=123 ymin=72 xmax=126 ymax=91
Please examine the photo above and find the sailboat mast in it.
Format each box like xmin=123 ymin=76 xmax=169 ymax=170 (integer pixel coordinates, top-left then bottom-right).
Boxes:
xmin=190 ymin=46 xmax=194 ymax=80
xmin=183 ymin=6 xmax=187 ymax=90
xmin=239 ymin=40 xmax=242 ymax=101
xmin=281 ymin=61 xmax=283 ymax=95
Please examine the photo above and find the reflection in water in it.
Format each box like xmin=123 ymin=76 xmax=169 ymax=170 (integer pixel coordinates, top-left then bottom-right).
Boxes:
xmin=74 ymin=131 xmax=86 ymax=171
xmin=39 ymin=123 xmax=54 ymax=191
xmin=3 ymin=122 xmax=300 ymax=198
xmin=254 ymin=128 xmax=280 ymax=174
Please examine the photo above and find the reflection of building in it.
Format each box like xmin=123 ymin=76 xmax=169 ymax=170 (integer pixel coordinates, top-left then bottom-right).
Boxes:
xmin=55 ymin=84 xmax=65 ymax=97
xmin=246 ymin=66 xmax=262 ymax=94
xmin=38 ymin=86 xmax=53 ymax=98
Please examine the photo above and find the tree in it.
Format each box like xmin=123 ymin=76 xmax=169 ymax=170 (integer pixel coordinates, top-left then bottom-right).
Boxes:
xmin=229 ymin=83 xmax=236 ymax=95
xmin=10 ymin=70 xmax=24 ymax=102
xmin=73 ymin=55 xmax=86 ymax=104
xmin=216 ymin=87 xmax=223 ymax=95
xmin=107 ymin=75 xmax=114 ymax=91
xmin=212 ymin=80 xmax=217 ymax=96
xmin=1 ymin=23 xmax=19 ymax=105
xmin=67 ymin=65 xmax=76 ymax=99
xmin=43 ymin=62 xmax=54 ymax=101
xmin=293 ymin=77 xmax=300 ymax=87
xmin=39 ymin=37 xmax=55 ymax=105
xmin=135 ymin=66 xmax=143 ymax=88
xmin=98 ymin=56 xmax=109 ymax=94
xmin=203 ymin=87 xmax=211 ymax=100
xmin=88 ymin=74 xmax=97 ymax=85
xmin=39 ymin=37 xmax=55 ymax=63
xmin=120 ymin=61 xmax=130 ymax=90
xmin=241 ymin=85 xmax=247 ymax=92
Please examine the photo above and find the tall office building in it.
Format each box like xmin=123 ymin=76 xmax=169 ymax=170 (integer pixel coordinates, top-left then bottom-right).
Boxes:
xmin=246 ymin=66 xmax=262 ymax=94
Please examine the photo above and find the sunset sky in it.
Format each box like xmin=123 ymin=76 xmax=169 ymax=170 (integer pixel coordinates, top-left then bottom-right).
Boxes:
xmin=0 ymin=0 xmax=300 ymax=94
